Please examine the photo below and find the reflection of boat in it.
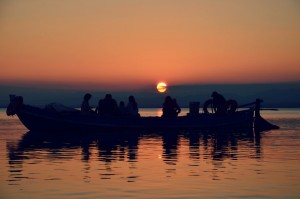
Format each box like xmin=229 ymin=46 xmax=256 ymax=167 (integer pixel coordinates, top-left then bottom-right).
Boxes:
xmin=7 ymin=130 xmax=141 ymax=162
xmin=6 ymin=95 xmax=279 ymax=132
xmin=6 ymin=129 xmax=263 ymax=184
xmin=7 ymin=129 xmax=261 ymax=165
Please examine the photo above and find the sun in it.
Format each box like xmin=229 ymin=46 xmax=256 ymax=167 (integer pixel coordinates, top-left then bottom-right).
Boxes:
xmin=157 ymin=82 xmax=167 ymax=93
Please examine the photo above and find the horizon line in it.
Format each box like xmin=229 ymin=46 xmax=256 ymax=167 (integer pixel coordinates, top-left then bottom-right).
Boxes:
xmin=1 ymin=80 xmax=299 ymax=91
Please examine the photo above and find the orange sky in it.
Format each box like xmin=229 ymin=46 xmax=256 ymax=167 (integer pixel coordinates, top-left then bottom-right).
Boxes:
xmin=1 ymin=0 xmax=300 ymax=89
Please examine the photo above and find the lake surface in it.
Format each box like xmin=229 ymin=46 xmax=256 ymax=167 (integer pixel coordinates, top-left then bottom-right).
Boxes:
xmin=0 ymin=108 xmax=300 ymax=198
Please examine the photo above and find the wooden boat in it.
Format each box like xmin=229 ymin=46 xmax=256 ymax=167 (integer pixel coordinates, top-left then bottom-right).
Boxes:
xmin=6 ymin=95 xmax=279 ymax=132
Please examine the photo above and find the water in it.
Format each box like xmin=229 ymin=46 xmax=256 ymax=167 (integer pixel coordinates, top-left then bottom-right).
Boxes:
xmin=1 ymin=108 xmax=300 ymax=198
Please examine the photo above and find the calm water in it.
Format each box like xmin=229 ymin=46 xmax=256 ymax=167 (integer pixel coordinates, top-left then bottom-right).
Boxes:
xmin=0 ymin=108 xmax=300 ymax=199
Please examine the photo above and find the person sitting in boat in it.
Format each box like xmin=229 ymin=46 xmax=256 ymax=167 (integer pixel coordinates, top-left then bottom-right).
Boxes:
xmin=118 ymin=101 xmax=127 ymax=116
xmin=126 ymin=95 xmax=140 ymax=117
xmin=211 ymin=91 xmax=226 ymax=115
xmin=81 ymin=93 xmax=94 ymax=114
xmin=96 ymin=94 xmax=118 ymax=117
xmin=162 ymin=96 xmax=180 ymax=118
xmin=95 ymin=100 xmax=101 ymax=115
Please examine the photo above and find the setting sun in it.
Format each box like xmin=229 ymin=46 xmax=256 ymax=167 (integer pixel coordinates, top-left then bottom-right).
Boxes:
xmin=157 ymin=82 xmax=167 ymax=93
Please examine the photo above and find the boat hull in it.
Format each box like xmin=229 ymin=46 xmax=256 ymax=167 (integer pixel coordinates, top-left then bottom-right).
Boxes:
xmin=16 ymin=105 xmax=255 ymax=132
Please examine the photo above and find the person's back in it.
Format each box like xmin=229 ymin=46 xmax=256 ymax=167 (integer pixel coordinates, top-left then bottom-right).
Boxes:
xmin=81 ymin=93 xmax=93 ymax=115
xmin=105 ymin=95 xmax=118 ymax=114
xmin=211 ymin=91 xmax=226 ymax=115
xmin=118 ymin=101 xmax=127 ymax=116
xmin=126 ymin=96 xmax=139 ymax=117
xmin=162 ymin=96 xmax=175 ymax=118
xmin=95 ymin=99 xmax=103 ymax=115
xmin=81 ymin=101 xmax=90 ymax=113
xmin=98 ymin=94 xmax=118 ymax=117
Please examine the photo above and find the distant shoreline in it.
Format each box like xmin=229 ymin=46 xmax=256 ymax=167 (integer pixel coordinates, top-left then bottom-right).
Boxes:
xmin=1 ymin=82 xmax=300 ymax=108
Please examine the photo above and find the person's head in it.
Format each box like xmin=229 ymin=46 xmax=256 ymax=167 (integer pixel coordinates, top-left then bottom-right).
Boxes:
xmin=211 ymin=91 xmax=218 ymax=97
xmin=105 ymin=94 xmax=112 ymax=100
xmin=119 ymin=101 xmax=125 ymax=107
xmin=165 ymin=96 xmax=172 ymax=103
xmin=84 ymin=93 xmax=92 ymax=101
xmin=128 ymin=95 xmax=135 ymax=102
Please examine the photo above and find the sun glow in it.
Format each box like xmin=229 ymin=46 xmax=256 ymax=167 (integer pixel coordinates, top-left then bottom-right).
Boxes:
xmin=157 ymin=82 xmax=167 ymax=93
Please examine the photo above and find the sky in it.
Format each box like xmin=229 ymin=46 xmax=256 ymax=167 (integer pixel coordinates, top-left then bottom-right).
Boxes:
xmin=1 ymin=0 xmax=300 ymax=90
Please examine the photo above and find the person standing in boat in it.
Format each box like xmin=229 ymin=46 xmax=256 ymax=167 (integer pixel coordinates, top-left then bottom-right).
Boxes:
xmin=81 ymin=93 xmax=94 ymax=114
xmin=211 ymin=91 xmax=226 ymax=115
xmin=126 ymin=95 xmax=140 ymax=117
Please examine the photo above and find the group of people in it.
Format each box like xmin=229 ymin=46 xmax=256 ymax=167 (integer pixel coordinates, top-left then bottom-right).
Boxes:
xmin=160 ymin=91 xmax=228 ymax=117
xmin=81 ymin=93 xmax=183 ymax=118
xmin=162 ymin=91 xmax=227 ymax=118
xmin=81 ymin=93 xmax=139 ymax=117
xmin=81 ymin=91 xmax=227 ymax=118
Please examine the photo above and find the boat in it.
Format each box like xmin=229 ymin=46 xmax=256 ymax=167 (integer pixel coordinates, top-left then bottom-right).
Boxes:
xmin=6 ymin=95 xmax=279 ymax=132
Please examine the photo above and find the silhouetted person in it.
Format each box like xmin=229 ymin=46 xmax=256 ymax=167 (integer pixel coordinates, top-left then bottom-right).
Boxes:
xmin=162 ymin=96 xmax=174 ymax=118
xmin=173 ymin=98 xmax=181 ymax=117
xmin=81 ymin=93 xmax=94 ymax=114
xmin=211 ymin=91 xmax=226 ymax=115
xmin=95 ymin=100 xmax=101 ymax=115
xmin=126 ymin=96 xmax=140 ymax=117
xmin=118 ymin=101 xmax=127 ymax=116
xmin=96 ymin=94 xmax=118 ymax=117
